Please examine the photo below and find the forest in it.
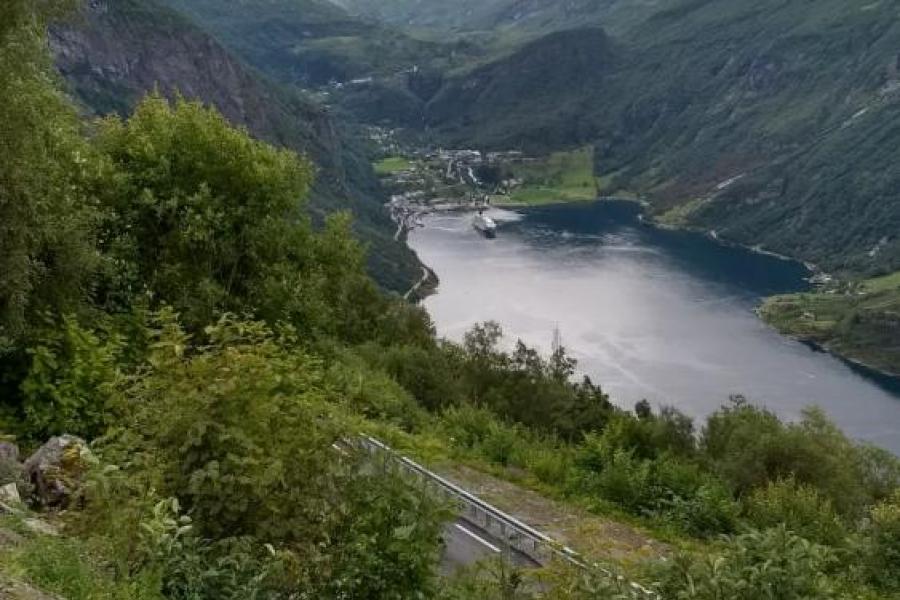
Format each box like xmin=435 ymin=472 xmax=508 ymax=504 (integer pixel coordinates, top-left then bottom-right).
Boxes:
xmin=1 ymin=2 xmax=900 ymax=599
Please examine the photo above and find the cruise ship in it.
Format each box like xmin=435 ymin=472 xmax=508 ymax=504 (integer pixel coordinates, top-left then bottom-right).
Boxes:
xmin=473 ymin=211 xmax=497 ymax=238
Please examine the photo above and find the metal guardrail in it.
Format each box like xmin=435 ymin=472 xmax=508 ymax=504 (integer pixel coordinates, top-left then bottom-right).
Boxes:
xmin=355 ymin=435 xmax=659 ymax=599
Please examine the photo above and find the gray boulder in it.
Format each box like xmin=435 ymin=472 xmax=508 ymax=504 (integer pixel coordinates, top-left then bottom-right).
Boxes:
xmin=0 ymin=482 xmax=21 ymax=506
xmin=23 ymin=435 xmax=91 ymax=508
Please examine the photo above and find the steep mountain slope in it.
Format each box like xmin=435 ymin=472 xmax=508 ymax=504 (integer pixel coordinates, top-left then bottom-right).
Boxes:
xmin=331 ymin=0 xmax=660 ymax=36
xmin=610 ymin=0 xmax=900 ymax=274
xmin=413 ymin=0 xmax=900 ymax=275
xmin=51 ymin=0 xmax=421 ymax=291
xmin=159 ymin=0 xmax=463 ymax=85
xmin=426 ymin=28 xmax=618 ymax=150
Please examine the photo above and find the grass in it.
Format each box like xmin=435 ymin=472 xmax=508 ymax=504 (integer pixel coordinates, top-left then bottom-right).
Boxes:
xmin=655 ymin=198 xmax=707 ymax=227
xmin=760 ymin=270 xmax=900 ymax=374
xmin=358 ymin=412 xmax=702 ymax=580
xmin=494 ymin=146 xmax=598 ymax=206
xmin=374 ymin=156 xmax=413 ymax=175
xmin=0 ymin=515 xmax=162 ymax=600
xmin=863 ymin=271 xmax=900 ymax=294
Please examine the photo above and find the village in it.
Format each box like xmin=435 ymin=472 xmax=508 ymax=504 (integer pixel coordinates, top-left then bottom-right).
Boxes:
xmin=374 ymin=137 xmax=533 ymax=238
xmin=367 ymin=127 xmax=598 ymax=240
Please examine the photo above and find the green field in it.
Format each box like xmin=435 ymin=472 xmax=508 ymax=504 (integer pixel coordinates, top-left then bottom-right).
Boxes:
xmin=494 ymin=146 xmax=598 ymax=206
xmin=373 ymin=156 xmax=413 ymax=174
xmin=760 ymin=271 xmax=900 ymax=374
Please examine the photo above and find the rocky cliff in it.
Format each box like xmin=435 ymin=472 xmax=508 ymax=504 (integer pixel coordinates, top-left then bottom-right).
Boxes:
xmin=51 ymin=0 xmax=421 ymax=292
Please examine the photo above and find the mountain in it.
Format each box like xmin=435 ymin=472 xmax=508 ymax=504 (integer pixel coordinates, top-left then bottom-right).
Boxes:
xmin=350 ymin=0 xmax=900 ymax=276
xmin=83 ymin=0 xmax=900 ymax=278
xmin=425 ymin=27 xmax=618 ymax=150
xmin=330 ymin=0 xmax=660 ymax=36
xmin=158 ymin=0 xmax=467 ymax=86
xmin=50 ymin=0 xmax=422 ymax=292
xmin=605 ymin=0 xmax=900 ymax=275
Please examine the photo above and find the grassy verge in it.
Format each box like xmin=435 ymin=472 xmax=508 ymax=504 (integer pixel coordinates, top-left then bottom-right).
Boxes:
xmin=759 ymin=271 xmax=900 ymax=375
xmin=494 ymin=146 xmax=598 ymax=206
xmin=356 ymin=412 xmax=704 ymax=581
xmin=0 ymin=515 xmax=162 ymax=600
xmin=374 ymin=156 xmax=413 ymax=175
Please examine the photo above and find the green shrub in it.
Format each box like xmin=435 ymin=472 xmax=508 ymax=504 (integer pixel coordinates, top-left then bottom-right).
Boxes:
xmin=21 ymin=315 xmax=123 ymax=441
xmin=589 ymin=449 xmax=653 ymax=511
xmin=702 ymin=400 xmax=882 ymax=517
xmin=743 ymin=478 xmax=847 ymax=547
xmin=526 ymin=445 xmax=574 ymax=488
xmin=439 ymin=404 xmax=499 ymax=451
xmin=657 ymin=526 xmax=839 ymax=600
xmin=362 ymin=342 xmax=465 ymax=412
xmin=481 ymin=420 xmax=527 ymax=467
xmin=87 ymin=313 xmax=449 ymax=598
xmin=666 ymin=480 xmax=740 ymax=537
xmin=326 ymin=351 xmax=427 ymax=432
xmin=653 ymin=460 xmax=739 ymax=537
xmin=862 ymin=491 xmax=900 ymax=591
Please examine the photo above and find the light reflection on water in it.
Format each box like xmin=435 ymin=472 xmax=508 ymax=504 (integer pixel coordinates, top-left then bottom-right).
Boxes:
xmin=408 ymin=201 xmax=900 ymax=453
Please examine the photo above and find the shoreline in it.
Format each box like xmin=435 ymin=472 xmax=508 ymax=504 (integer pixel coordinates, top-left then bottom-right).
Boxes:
xmin=596 ymin=194 xmax=823 ymax=274
xmin=405 ymin=197 xmax=899 ymax=388
xmin=785 ymin=332 xmax=900 ymax=383
xmin=405 ymin=196 xmax=900 ymax=400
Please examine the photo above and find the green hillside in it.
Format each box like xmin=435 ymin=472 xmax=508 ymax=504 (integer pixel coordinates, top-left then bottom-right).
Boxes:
xmin=332 ymin=0 xmax=658 ymax=36
xmin=53 ymin=0 xmax=423 ymax=292
xmin=761 ymin=271 xmax=900 ymax=376
xmin=160 ymin=0 xmax=470 ymax=85
xmin=404 ymin=0 xmax=900 ymax=277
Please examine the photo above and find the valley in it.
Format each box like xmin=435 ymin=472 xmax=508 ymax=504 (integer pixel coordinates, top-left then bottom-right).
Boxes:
xmin=5 ymin=0 xmax=900 ymax=598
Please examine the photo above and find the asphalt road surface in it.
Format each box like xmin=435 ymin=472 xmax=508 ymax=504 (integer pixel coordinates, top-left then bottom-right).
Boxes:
xmin=440 ymin=517 xmax=542 ymax=575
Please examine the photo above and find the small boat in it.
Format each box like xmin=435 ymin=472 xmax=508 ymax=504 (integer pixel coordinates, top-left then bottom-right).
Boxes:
xmin=473 ymin=211 xmax=497 ymax=238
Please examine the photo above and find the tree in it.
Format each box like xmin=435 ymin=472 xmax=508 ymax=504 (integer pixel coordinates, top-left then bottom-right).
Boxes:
xmin=0 ymin=0 xmax=97 ymax=352
xmin=93 ymin=94 xmax=391 ymax=342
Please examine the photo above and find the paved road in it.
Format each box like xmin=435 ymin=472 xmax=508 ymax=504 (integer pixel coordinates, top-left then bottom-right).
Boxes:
xmin=440 ymin=517 xmax=542 ymax=575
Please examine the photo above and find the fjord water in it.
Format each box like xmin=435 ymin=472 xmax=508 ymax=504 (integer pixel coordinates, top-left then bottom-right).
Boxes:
xmin=408 ymin=201 xmax=900 ymax=453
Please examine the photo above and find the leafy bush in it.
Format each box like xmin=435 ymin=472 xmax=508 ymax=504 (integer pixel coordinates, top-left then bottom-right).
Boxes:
xmin=574 ymin=434 xmax=737 ymax=535
xmin=743 ymin=478 xmax=846 ymax=547
xmin=581 ymin=448 xmax=653 ymax=511
xmin=702 ymin=400 xmax=888 ymax=517
xmin=20 ymin=315 xmax=122 ymax=441
xmin=525 ymin=445 xmax=574 ymax=488
xmin=439 ymin=404 xmax=501 ymax=451
xmin=481 ymin=420 xmax=527 ymax=467
xmin=137 ymin=498 xmax=290 ymax=600
xmin=666 ymin=480 xmax=740 ymax=537
xmin=326 ymin=350 xmax=427 ymax=432
xmin=359 ymin=341 xmax=465 ymax=412
xmin=657 ymin=526 xmax=839 ymax=600
xmin=862 ymin=492 xmax=900 ymax=592
xmin=90 ymin=313 xmax=448 ymax=598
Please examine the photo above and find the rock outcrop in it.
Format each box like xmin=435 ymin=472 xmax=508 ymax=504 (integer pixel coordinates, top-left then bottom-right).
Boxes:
xmin=23 ymin=435 xmax=92 ymax=509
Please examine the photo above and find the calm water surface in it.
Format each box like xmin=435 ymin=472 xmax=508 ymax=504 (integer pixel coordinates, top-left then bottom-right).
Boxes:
xmin=408 ymin=201 xmax=900 ymax=453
